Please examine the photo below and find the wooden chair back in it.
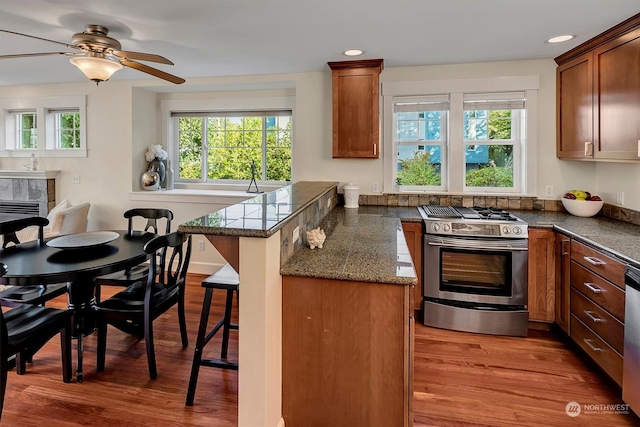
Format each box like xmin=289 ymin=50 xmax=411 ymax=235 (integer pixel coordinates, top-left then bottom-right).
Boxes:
xmin=0 ymin=217 xmax=49 ymax=248
xmin=125 ymin=208 xmax=173 ymax=236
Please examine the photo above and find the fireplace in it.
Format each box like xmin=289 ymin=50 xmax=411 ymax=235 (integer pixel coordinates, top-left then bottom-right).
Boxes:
xmin=0 ymin=170 xmax=59 ymax=219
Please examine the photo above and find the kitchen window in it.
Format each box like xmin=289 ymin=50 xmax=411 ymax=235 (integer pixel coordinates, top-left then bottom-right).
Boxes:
xmin=171 ymin=111 xmax=292 ymax=183
xmin=382 ymin=76 xmax=538 ymax=195
xmin=0 ymin=95 xmax=87 ymax=157
xmin=161 ymin=94 xmax=295 ymax=189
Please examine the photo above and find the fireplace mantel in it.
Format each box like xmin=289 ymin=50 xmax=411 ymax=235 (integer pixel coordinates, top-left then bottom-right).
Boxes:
xmin=0 ymin=170 xmax=60 ymax=179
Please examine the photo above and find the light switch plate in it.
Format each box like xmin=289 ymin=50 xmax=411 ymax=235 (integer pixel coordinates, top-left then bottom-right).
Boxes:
xmin=293 ymin=226 xmax=300 ymax=243
xmin=72 ymin=174 xmax=80 ymax=184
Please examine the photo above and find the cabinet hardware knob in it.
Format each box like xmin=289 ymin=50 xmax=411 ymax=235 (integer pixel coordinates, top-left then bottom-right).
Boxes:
xmin=584 ymin=282 xmax=604 ymax=294
xmin=583 ymin=338 xmax=603 ymax=352
xmin=583 ymin=310 xmax=603 ymax=323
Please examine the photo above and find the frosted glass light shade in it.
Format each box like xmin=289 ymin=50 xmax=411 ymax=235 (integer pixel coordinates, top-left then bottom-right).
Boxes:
xmin=70 ymin=56 xmax=123 ymax=83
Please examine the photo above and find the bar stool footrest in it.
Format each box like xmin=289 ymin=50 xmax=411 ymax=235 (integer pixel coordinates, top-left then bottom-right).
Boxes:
xmin=200 ymin=359 xmax=238 ymax=370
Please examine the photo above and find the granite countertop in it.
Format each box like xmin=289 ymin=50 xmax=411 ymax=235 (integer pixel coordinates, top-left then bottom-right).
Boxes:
xmin=177 ymin=181 xmax=337 ymax=238
xmin=280 ymin=207 xmax=417 ymax=286
xmin=511 ymin=210 xmax=640 ymax=267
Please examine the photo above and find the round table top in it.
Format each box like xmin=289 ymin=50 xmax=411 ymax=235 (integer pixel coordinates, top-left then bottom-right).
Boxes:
xmin=0 ymin=230 xmax=156 ymax=285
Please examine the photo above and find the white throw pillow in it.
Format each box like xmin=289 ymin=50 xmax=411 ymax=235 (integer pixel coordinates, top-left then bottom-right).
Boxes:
xmin=46 ymin=199 xmax=72 ymax=224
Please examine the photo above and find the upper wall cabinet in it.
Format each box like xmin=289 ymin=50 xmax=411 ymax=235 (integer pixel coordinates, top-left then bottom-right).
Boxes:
xmin=328 ymin=59 xmax=383 ymax=158
xmin=556 ymin=14 xmax=640 ymax=161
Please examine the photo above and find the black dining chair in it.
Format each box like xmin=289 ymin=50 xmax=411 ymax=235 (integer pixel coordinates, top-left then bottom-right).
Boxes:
xmin=0 ymin=262 xmax=73 ymax=420
xmin=94 ymin=208 xmax=173 ymax=303
xmin=95 ymin=231 xmax=191 ymax=379
xmin=0 ymin=217 xmax=68 ymax=307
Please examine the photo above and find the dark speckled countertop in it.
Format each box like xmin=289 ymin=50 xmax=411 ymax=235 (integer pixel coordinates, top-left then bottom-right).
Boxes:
xmin=281 ymin=205 xmax=640 ymax=284
xmin=280 ymin=207 xmax=418 ymax=286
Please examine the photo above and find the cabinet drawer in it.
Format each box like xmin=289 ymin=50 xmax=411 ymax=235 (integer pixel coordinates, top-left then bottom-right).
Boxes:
xmin=570 ymin=287 xmax=624 ymax=354
xmin=570 ymin=314 xmax=623 ymax=386
xmin=571 ymin=240 xmax=626 ymax=286
xmin=570 ymin=260 xmax=625 ymax=322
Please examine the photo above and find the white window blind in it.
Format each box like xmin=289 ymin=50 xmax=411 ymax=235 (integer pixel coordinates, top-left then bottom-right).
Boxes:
xmin=393 ymin=95 xmax=449 ymax=113
xmin=463 ymin=92 xmax=525 ymax=110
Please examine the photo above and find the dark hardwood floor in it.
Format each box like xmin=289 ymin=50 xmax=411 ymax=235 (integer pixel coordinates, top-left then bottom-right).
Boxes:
xmin=1 ymin=274 xmax=637 ymax=426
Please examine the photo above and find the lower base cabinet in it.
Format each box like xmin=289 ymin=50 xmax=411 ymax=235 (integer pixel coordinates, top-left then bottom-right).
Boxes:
xmin=282 ymin=275 xmax=413 ymax=427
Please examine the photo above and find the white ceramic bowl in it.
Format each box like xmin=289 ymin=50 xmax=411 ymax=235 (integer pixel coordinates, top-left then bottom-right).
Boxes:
xmin=561 ymin=198 xmax=604 ymax=217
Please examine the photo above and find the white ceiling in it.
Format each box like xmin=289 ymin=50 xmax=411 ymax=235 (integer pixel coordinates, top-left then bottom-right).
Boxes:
xmin=1 ymin=0 xmax=639 ymax=87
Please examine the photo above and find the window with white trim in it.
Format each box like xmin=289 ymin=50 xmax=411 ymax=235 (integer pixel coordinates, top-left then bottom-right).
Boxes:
xmin=171 ymin=111 xmax=292 ymax=183
xmin=383 ymin=77 xmax=538 ymax=195
xmin=0 ymin=96 xmax=87 ymax=157
xmin=393 ymin=95 xmax=449 ymax=191
xmin=462 ymin=92 xmax=525 ymax=193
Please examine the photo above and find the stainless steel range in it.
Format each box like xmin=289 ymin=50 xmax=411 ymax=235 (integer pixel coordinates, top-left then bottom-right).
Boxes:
xmin=418 ymin=205 xmax=529 ymax=337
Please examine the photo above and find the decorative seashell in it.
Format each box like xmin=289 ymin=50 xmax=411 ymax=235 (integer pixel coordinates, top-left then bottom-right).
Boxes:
xmin=306 ymin=227 xmax=326 ymax=249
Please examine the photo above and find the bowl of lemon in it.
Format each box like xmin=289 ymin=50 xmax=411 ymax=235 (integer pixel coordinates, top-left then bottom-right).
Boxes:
xmin=561 ymin=190 xmax=604 ymax=217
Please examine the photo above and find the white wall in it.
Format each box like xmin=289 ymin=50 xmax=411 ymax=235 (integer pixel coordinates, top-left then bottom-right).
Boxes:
xmin=0 ymin=58 xmax=637 ymax=269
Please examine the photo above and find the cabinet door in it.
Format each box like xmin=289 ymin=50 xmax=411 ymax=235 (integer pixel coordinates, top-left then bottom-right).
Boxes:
xmin=402 ymin=221 xmax=423 ymax=313
xmin=554 ymin=233 xmax=571 ymax=333
xmin=329 ymin=59 xmax=383 ymax=158
xmin=527 ymin=228 xmax=555 ymax=322
xmin=594 ymin=27 xmax=640 ymax=159
xmin=556 ymin=53 xmax=594 ymax=159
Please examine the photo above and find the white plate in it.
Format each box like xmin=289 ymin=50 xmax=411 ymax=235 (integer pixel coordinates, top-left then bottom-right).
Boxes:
xmin=46 ymin=231 xmax=120 ymax=249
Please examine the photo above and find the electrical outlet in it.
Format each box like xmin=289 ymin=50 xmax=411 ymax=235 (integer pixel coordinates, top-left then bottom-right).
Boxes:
xmin=616 ymin=191 xmax=625 ymax=205
xmin=198 ymin=240 xmax=205 ymax=251
xmin=72 ymin=174 xmax=80 ymax=184
xmin=544 ymin=185 xmax=554 ymax=198
xmin=372 ymin=181 xmax=380 ymax=193
xmin=327 ymin=197 xmax=331 ymax=208
xmin=293 ymin=226 xmax=300 ymax=243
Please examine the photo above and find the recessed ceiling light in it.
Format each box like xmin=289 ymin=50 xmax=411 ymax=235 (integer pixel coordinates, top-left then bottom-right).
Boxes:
xmin=546 ymin=35 xmax=576 ymax=44
xmin=343 ymin=49 xmax=364 ymax=56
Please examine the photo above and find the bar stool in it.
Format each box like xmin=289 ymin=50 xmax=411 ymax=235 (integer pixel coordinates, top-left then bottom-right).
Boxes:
xmin=186 ymin=263 xmax=239 ymax=406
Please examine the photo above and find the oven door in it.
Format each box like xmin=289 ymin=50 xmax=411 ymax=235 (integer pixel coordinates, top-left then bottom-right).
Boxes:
xmin=424 ymin=234 xmax=528 ymax=307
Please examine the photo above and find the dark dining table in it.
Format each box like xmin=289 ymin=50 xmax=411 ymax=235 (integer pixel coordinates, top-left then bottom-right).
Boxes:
xmin=0 ymin=230 xmax=156 ymax=382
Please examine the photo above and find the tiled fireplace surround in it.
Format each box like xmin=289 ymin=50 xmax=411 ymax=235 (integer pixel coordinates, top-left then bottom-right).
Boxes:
xmin=0 ymin=177 xmax=56 ymax=217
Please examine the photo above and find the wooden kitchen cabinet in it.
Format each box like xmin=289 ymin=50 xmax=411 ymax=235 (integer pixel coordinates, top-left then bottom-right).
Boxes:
xmin=282 ymin=275 xmax=413 ymax=427
xmin=328 ymin=59 xmax=383 ymax=158
xmin=402 ymin=221 xmax=423 ymax=314
xmin=555 ymin=13 xmax=640 ymax=161
xmin=569 ymin=239 xmax=626 ymax=386
xmin=527 ymin=228 xmax=555 ymax=323
xmin=593 ymin=26 xmax=640 ymax=159
xmin=556 ymin=53 xmax=594 ymax=159
xmin=554 ymin=233 xmax=571 ymax=334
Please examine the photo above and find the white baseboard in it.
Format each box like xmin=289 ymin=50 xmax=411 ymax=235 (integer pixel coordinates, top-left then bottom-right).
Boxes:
xmin=188 ymin=261 xmax=225 ymax=275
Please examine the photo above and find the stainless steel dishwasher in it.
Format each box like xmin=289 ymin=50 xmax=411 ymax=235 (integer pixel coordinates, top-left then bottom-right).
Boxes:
xmin=623 ymin=264 xmax=640 ymax=415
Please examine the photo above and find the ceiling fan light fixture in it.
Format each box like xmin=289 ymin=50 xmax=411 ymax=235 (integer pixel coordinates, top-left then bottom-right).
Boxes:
xmin=69 ymin=56 xmax=123 ymax=84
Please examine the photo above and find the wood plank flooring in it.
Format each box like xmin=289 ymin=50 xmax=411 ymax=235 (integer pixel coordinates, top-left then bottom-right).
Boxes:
xmin=0 ymin=274 xmax=637 ymax=426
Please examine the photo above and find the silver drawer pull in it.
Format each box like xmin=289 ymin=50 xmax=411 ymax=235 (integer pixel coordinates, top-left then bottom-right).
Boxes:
xmin=584 ymin=256 xmax=606 ymax=266
xmin=584 ymin=282 xmax=604 ymax=294
xmin=583 ymin=338 xmax=604 ymax=352
xmin=584 ymin=310 xmax=603 ymax=323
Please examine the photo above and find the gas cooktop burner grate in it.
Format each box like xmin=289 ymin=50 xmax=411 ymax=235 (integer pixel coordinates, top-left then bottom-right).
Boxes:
xmin=423 ymin=205 xmax=461 ymax=218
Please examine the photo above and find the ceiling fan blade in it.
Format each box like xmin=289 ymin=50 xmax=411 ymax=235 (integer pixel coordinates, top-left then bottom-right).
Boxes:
xmin=0 ymin=52 xmax=79 ymax=59
xmin=121 ymin=60 xmax=185 ymax=84
xmin=112 ymin=50 xmax=173 ymax=65
xmin=0 ymin=28 xmax=79 ymax=50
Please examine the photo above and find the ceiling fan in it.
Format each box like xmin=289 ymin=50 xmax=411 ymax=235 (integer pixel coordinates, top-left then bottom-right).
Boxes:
xmin=0 ymin=24 xmax=185 ymax=85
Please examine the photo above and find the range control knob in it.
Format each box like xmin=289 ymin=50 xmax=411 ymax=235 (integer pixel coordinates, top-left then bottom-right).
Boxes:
xmin=513 ymin=227 xmax=522 ymax=235
xmin=432 ymin=223 xmax=440 ymax=232
xmin=442 ymin=224 xmax=451 ymax=232
xmin=502 ymin=226 xmax=511 ymax=235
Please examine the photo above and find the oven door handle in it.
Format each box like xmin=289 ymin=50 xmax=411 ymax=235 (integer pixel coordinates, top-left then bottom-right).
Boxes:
xmin=427 ymin=242 xmax=529 ymax=251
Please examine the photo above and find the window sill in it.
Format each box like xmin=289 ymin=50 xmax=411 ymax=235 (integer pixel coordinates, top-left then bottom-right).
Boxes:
xmin=129 ymin=188 xmax=258 ymax=204
xmin=0 ymin=150 xmax=87 ymax=158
